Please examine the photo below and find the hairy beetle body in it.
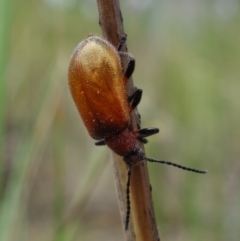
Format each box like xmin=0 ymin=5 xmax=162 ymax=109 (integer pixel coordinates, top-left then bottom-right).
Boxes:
xmin=68 ymin=36 xmax=129 ymax=140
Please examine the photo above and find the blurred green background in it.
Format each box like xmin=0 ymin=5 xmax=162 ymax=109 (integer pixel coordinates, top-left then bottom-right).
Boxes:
xmin=1 ymin=0 xmax=240 ymax=240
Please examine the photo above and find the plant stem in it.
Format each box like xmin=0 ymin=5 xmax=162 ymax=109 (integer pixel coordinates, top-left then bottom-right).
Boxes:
xmin=96 ymin=1 xmax=160 ymax=240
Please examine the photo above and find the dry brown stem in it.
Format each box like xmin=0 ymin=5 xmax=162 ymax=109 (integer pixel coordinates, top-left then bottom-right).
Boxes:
xmin=96 ymin=1 xmax=160 ymax=241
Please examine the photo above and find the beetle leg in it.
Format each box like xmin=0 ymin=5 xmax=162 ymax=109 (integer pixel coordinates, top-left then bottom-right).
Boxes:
xmin=133 ymin=127 xmax=159 ymax=138
xmin=138 ymin=137 xmax=149 ymax=144
xmin=117 ymin=34 xmax=135 ymax=82
xmin=137 ymin=113 xmax=142 ymax=129
xmin=117 ymin=34 xmax=127 ymax=51
xmin=133 ymin=128 xmax=159 ymax=144
xmin=128 ymin=88 xmax=142 ymax=112
xmin=123 ymin=53 xmax=135 ymax=80
xmin=95 ymin=139 xmax=106 ymax=146
xmin=118 ymin=52 xmax=135 ymax=83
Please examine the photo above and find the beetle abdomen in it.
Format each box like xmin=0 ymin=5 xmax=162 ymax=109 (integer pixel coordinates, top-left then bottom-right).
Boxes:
xmin=68 ymin=36 xmax=129 ymax=139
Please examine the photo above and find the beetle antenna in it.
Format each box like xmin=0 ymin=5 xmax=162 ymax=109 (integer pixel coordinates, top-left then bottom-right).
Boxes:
xmin=125 ymin=166 xmax=132 ymax=230
xmin=144 ymin=157 xmax=207 ymax=174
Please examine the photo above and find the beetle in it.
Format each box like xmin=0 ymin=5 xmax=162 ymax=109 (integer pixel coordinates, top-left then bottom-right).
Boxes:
xmin=68 ymin=35 xmax=207 ymax=230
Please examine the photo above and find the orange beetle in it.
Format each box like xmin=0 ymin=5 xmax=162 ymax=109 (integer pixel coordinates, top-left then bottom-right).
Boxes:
xmin=68 ymin=35 xmax=206 ymax=230
xmin=68 ymin=36 xmax=129 ymax=140
xmin=68 ymin=35 xmax=153 ymax=162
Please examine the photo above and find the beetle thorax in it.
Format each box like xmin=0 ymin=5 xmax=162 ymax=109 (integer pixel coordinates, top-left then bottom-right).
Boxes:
xmin=105 ymin=129 xmax=145 ymax=166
